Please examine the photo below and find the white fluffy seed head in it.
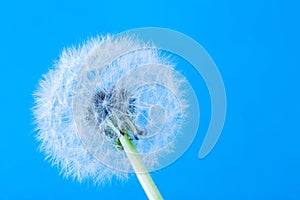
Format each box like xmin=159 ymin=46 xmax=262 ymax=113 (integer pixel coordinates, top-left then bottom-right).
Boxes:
xmin=33 ymin=35 xmax=189 ymax=185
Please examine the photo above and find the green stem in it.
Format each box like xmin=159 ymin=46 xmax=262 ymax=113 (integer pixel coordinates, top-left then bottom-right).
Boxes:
xmin=119 ymin=133 xmax=163 ymax=200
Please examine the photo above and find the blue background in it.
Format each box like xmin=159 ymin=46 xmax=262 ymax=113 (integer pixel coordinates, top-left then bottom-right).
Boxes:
xmin=0 ymin=0 xmax=299 ymax=199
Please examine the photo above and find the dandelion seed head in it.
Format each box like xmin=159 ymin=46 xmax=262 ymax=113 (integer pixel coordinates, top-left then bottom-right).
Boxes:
xmin=33 ymin=34 xmax=189 ymax=184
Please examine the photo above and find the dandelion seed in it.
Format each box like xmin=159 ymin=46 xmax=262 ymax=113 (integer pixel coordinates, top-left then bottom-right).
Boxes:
xmin=33 ymin=34 xmax=189 ymax=199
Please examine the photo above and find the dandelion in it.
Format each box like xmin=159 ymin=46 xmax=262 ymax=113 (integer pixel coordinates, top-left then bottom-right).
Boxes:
xmin=33 ymin=34 xmax=188 ymax=199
